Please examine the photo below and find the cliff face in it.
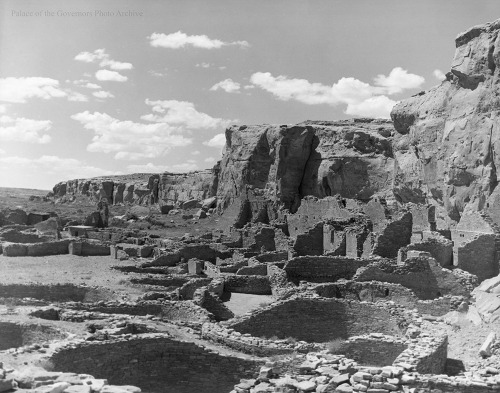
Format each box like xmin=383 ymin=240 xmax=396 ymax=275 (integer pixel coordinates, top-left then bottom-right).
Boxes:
xmin=53 ymin=170 xmax=218 ymax=206
xmin=216 ymin=124 xmax=315 ymax=213
xmin=53 ymin=120 xmax=397 ymax=215
xmin=216 ymin=119 xmax=397 ymax=216
xmin=391 ymin=19 xmax=500 ymax=223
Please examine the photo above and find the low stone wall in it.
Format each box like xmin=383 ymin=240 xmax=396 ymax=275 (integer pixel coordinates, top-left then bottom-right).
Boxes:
xmin=115 ymin=243 xmax=154 ymax=258
xmin=49 ymin=334 xmax=263 ymax=393
xmin=178 ymin=277 xmax=213 ymax=299
xmin=2 ymin=239 xmax=109 ymax=257
xmin=160 ymin=300 xmax=214 ymax=322
xmin=0 ymin=321 xmax=66 ymax=350
xmin=0 ymin=283 xmax=111 ymax=302
xmin=254 ymin=250 xmax=289 ymax=263
xmin=338 ymin=334 xmax=408 ymax=367
xmin=394 ymin=331 xmax=448 ymax=375
xmin=283 ymin=256 xmax=371 ymax=283
xmin=3 ymin=240 xmax=72 ymax=257
xmin=354 ymin=256 xmax=470 ymax=300
xmin=414 ymin=296 xmax=464 ymax=317
xmin=66 ymin=300 xmax=213 ymax=323
xmin=202 ymin=323 xmax=323 ymax=356
xmin=226 ymin=297 xmax=409 ymax=343
xmin=223 ymin=275 xmax=272 ymax=295
xmin=69 ymin=241 xmax=110 ymax=256
xmin=193 ymin=288 xmax=234 ymax=321
xmin=236 ymin=264 xmax=268 ymax=276
xmin=308 ymin=281 xmax=463 ymax=316
xmin=403 ymin=237 xmax=453 ymax=267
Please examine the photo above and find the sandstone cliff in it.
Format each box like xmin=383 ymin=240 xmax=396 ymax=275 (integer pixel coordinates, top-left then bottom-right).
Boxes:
xmin=216 ymin=119 xmax=396 ymax=219
xmin=53 ymin=170 xmax=218 ymax=207
xmin=391 ymin=18 xmax=500 ymax=225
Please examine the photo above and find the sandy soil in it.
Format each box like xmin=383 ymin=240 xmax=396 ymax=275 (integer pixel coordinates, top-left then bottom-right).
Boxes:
xmin=0 ymin=254 xmax=147 ymax=300
xmin=223 ymin=293 xmax=275 ymax=316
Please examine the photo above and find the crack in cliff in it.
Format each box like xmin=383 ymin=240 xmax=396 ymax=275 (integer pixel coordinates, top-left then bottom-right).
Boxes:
xmin=486 ymin=124 xmax=498 ymax=195
xmin=296 ymin=129 xmax=319 ymax=213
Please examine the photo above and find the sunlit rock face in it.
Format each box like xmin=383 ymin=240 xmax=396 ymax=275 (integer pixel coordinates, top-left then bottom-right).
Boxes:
xmin=391 ymin=19 xmax=500 ymax=224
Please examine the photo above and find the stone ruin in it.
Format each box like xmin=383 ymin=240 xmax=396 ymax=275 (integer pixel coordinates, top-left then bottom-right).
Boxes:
xmin=2 ymin=16 xmax=500 ymax=393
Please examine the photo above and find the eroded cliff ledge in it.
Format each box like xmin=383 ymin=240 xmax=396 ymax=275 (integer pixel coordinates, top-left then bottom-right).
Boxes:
xmin=391 ymin=18 xmax=500 ymax=224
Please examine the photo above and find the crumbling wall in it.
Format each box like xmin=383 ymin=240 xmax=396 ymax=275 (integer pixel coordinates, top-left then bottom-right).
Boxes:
xmin=228 ymin=298 xmax=404 ymax=343
xmin=193 ymin=288 xmax=234 ymax=321
xmin=287 ymin=196 xmax=354 ymax=239
xmin=453 ymin=233 xmax=498 ymax=281
xmin=339 ymin=335 xmax=408 ymax=367
xmin=49 ymin=336 xmax=262 ymax=393
xmin=3 ymin=240 xmax=71 ymax=257
xmin=283 ymin=256 xmax=370 ymax=284
xmin=402 ymin=236 xmax=453 ymax=267
xmin=223 ymin=275 xmax=272 ymax=295
xmin=0 ymin=322 xmax=66 ymax=350
xmin=293 ymin=222 xmax=323 ymax=256
xmin=0 ymin=284 xmax=111 ymax=302
xmin=372 ymin=211 xmax=412 ymax=258
xmin=354 ymin=256 xmax=470 ymax=299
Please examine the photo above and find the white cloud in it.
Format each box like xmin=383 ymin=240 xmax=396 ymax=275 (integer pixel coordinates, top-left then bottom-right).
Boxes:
xmin=204 ymin=156 xmax=215 ymax=163
xmin=196 ymin=62 xmax=212 ymax=68
xmin=191 ymin=150 xmax=200 ymax=155
xmin=0 ymin=77 xmax=67 ymax=103
xmin=73 ymin=80 xmax=101 ymax=90
xmin=250 ymin=67 xmax=425 ymax=118
xmin=149 ymin=31 xmax=249 ymax=49
xmin=142 ymin=99 xmax=233 ymax=130
xmin=85 ymin=82 xmax=102 ymax=89
xmin=344 ymin=96 xmax=397 ymax=118
xmin=433 ymin=69 xmax=446 ymax=81
xmin=0 ymin=155 xmax=120 ymax=181
xmin=0 ymin=148 xmax=5 ymax=155
xmin=71 ymin=111 xmax=193 ymax=160
xmin=203 ymin=133 xmax=226 ymax=148
xmin=0 ymin=115 xmax=52 ymax=143
xmin=127 ymin=162 xmax=199 ymax=173
xmin=92 ymin=90 xmax=115 ymax=99
xmin=75 ymin=49 xmax=133 ymax=70
xmin=67 ymin=92 xmax=88 ymax=102
xmin=0 ymin=105 xmax=6 ymax=113
xmin=95 ymin=69 xmax=128 ymax=82
xmin=210 ymin=78 xmax=241 ymax=93
xmin=149 ymin=70 xmax=167 ymax=77
xmin=373 ymin=67 xmax=425 ymax=94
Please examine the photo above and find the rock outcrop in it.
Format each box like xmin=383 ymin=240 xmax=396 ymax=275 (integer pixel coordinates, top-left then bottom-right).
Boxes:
xmin=216 ymin=119 xmax=397 ymax=223
xmin=53 ymin=170 xmax=218 ymax=207
xmin=391 ymin=18 xmax=500 ymax=225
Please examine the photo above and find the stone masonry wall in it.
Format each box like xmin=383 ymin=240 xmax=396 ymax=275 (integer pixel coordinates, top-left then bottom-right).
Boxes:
xmin=454 ymin=233 xmax=498 ymax=281
xmin=49 ymin=335 xmax=262 ymax=393
xmin=339 ymin=334 xmax=408 ymax=367
xmin=227 ymin=297 xmax=405 ymax=343
xmin=372 ymin=211 xmax=413 ymax=258
xmin=0 ymin=283 xmax=103 ymax=302
xmin=354 ymin=257 xmax=470 ymax=300
xmin=283 ymin=256 xmax=370 ymax=284
xmin=223 ymin=275 xmax=272 ymax=295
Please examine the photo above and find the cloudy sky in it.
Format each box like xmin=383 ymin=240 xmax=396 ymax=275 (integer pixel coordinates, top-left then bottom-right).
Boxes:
xmin=0 ymin=0 xmax=498 ymax=190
